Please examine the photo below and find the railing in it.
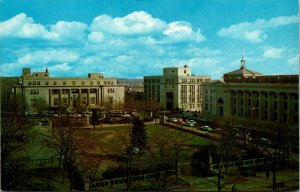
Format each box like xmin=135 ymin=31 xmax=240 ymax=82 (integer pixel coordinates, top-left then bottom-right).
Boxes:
xmin=9 ymin=156 xmax=58 ymax=168
xmin=92 ymin=170 xmax=176 ymax=188
xmin=210 ymin=158 xmax=265 ymax=171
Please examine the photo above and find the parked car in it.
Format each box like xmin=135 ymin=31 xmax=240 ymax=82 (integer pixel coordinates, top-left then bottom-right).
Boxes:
xmin=187 ymin=119 xmax=197 ymax=124
xmin=169 ymin=118 xmax=177 ymax=122
xmin=186 ymin=121 xmax=195 ymax=127
xmin=199 ymin=125 xmax=213 ymax=132
xmin=260 ymin=138 xmax=272 ymax=145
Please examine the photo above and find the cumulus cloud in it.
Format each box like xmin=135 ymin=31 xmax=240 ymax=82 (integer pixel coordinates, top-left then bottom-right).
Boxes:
xmin=287 ymin=54 xmax=299 ymax=65
xmin=0 ymin=13 xmax=87 ymax=42
xmin=0 ymin=13 xmax=51 ymax=39
xmin=50 ymin=21 xmax=87 ymax=41
xmin=90 ymin=11 xmax=167 ymax=35
xmin=48 ymin=63 xmax=72 ymax=73
xmin=163 ymin=21 xmax=205 ymax=42
xmin=263 ymin=47 xmax=284 ymax=58
xmin=217 ymin=15 xmax=298 ymax=42
xmin=17 ymin=49 xmax=80 ymax=65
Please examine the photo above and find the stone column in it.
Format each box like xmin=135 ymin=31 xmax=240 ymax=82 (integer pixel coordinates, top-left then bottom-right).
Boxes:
xmin=276 ymin=92 xmax=280 ymax=123
xmin=58 ymin=89 xmax=61 ymax=108
xmin=287 ymin=93 xmax=291 ymax=124
xmin=78 ymin=89 xmax=81 ymax=107
xmin=49 ymin=89 xmax=52 ymax=107
xmin=87 ymin=89 xmax=90 ymax=106
xmin=267 ymin=92 xmax=271 ymax=121
xmin=259 ymin=91 xmax=263 ymax=120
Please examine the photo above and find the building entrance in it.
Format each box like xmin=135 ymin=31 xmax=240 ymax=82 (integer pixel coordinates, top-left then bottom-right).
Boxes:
xmin=166 ymin=92 xmax=174 ymax=110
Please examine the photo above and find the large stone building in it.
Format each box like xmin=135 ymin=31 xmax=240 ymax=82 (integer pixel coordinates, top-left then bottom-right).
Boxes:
xmin=202 ymin=56 xmax=299 ymax=126
xmin=13 ymin=68 xmax=125 ymax=113
xmin=144 ymin=65 xmax=211 ymax=111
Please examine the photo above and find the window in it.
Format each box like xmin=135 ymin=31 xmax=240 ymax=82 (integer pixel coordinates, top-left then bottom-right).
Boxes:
xmin=90 ymin=81 xmax=93 ymax=85
xmin=37 ymin=81 xmax=40 ymax=85
xmin=82 ymin=96 xmax=87 ymax=104
xmin=273 ymin=112 xmax=277 ymax=120
xmin=274 ymin=101 xmax=277 ymax=109
xmin=91 ymin=97 xmax=96 ymax=104
xmin=45 ymin=81 xmax=49 ymax=85
xmin=108 ymin=88 xmax=114 ymax=93
xmin=81 ymin=81 xmax=85 ymax=85
xmin=63 ymin=98 xmax=68 ymax=104
xmin=45 ymin=74 xmax=48 ymax=77
xmin=63 ymin=81 xmax=66 ymax=85
xmin=53 ymin=81 xmax=57 ymax=85
xmin=97 ymin=81 xmax=100 ymax=85
xmin=28 ymin=81 xmax=31 ymax=85
xmin=53 ymin=98 xmax=59 ymax=106
xmin=33 ymin=81 xmax=36 ymax=85
xmin=294 ymin=102 xmax=299 ymax=111
xmin=30 ymin=89 xmax=39 ymax=95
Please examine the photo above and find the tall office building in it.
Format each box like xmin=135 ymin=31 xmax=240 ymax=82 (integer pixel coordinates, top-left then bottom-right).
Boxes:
xmin=13 ymin=68 xmax=125 ymax=113
xmin=144 ymin=65 xmax=211 ymax=111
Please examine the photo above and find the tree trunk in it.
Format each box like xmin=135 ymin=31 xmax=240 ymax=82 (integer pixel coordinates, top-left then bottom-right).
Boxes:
xmin=272 ymin=162 xmax=276 ymax=191
xmin=217 ymin=165 xmax=221 ymax=192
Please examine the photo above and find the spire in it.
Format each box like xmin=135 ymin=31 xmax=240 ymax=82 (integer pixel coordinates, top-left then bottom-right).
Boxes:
xmin=241 ymin=45 xmax=246 ymax=69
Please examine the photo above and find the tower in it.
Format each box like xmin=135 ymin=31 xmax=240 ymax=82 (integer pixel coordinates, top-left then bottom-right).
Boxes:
xmin=240 ymin=45 xmax=246 ymax=69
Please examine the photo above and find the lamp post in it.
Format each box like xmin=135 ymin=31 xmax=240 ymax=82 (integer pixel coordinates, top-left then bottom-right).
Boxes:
xmin=127 ymin=146 xmax=139 ymax=191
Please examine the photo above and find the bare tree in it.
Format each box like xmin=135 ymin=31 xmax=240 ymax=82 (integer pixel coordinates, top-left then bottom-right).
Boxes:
xmin=42 ymin=116 xmax=85 ymax=190
xmin=145 ymin=127 xmax=190 ymax=190
xmin=1 ymin=97 xmax=32 ymax=190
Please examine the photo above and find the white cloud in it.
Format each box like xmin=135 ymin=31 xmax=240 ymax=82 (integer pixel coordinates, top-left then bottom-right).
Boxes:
xmin=263 ymin=47 xmax=284 ymax=58
xmin=287 ymin=54 xmax=299 ymax=65
xmin=244 ymin=30 xmax=267 ymax=43
xmin=48 ymin=63 xmax=72 ymax=72
xmin=0 ymin=13 xmax=51 ymax=39
xmin=163 ymin=21 xmax=205 ymax=42
xmin=217 ymin=15 xmax=298 ymax=42
xmin=50 ymin=21 xmax=87 ymax=41
xmin=0 ymin=13 xmax=87 ymax=42
xmin=87 ymin=31 xmax=104 ymax=43
xmin=90 ymin=11 xmax=167 ymax=35
xmin=17 ymin=49 xmax=80 ymax=65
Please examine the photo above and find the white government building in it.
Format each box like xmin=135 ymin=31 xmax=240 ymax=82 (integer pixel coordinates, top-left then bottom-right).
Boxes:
xmin=14 ymin=68 xmax=125 ymax=113
xmin=202 ymin=54 xmax=299 ymax=126
xmin=144 ymin=65 xmax=211 ymax=112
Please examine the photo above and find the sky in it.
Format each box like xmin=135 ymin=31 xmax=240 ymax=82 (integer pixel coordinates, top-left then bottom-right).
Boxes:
xmin=0 ymin=0 xmax=298 ymax=79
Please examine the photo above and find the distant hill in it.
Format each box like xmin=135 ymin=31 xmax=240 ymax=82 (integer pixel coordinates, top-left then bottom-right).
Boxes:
xmin=118 ymin=78 xmax=143 ymax=87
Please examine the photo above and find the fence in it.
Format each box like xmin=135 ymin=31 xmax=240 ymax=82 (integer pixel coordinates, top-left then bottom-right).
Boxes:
xmin=210 ymin=158 xmax=265 ymax=171
xmin=92 ymin=170 xmax=176 ymax=188
xmin=9 ymin=156 xmax=58 ymax=168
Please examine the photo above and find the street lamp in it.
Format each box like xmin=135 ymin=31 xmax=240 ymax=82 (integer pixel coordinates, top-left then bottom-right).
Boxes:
xmin=127 ymin=146 xmax=139 ymax=191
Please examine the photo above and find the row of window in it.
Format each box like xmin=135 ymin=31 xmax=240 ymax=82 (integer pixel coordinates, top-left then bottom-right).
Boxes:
xmin=231 ymin=91 xmax=297 ymax=100
xmin=27 ymin=80 xmax=115 ymax=86
xmin=52 ymin=97 xmax=97 ymax=106
xmin=144 ymin=78 xmax=210 ymax=83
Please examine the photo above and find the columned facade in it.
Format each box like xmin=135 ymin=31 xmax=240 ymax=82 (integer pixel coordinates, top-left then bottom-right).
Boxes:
xmin=202 ymin=78 xmax=299 ymax=126
xmin=14 ymin=68 xmax=125 ymax=113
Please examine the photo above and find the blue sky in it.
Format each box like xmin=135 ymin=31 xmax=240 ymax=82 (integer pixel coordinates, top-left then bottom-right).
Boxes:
xmin=0 ymin=0 xmax=298 ymax=79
